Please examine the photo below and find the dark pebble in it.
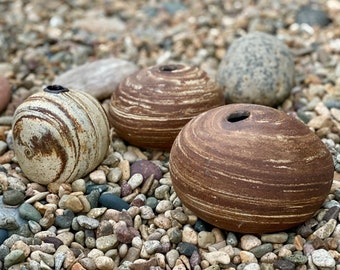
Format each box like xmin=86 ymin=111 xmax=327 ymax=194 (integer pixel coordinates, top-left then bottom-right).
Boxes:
xmin=54 ymin=209 xmax=75 ymax=229
xmin=285 ymin=253 xmax=308 ymax=265
xmin=295 ymin=5 xmax=331 ymax=27
xmin=43 ymin=236 xmax=64 ymax=249
xmin=130 ymin=160 xmax=162 ymax=181
xmin=325 ymin=100 xmax=340 ymax=109
xmin=145 ymin=197 xmax=158 ymax=209
xmin=18 ymin=203 xmax=42 ymax=222
xmin=99 ymin=193 xmax=130 ymax=211
xmin=273 ymin=259 xmax=296 ymax=270
xmin=2 ymin=189 xmax=25 ymax=206
xmin=323 ymin=206 xmax=340 ymax=221
xmin=87 ymin=189 xmax=101 ymax=208
xmin=194 ymin=219 xmax=213 ymax=232
xmin=250 ymin=243 xmax=273 ymax=258
xmin=0 ymin=229 xmax=8 ymax=245
xmin=177 ymin=242 xmax=198 ymax=257
xmin=86 ymin=184 xmax=109 ymax=194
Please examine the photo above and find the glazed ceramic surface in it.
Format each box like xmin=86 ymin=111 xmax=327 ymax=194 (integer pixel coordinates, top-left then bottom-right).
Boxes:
xmin=170 ymin=104 xmax=334 ymax=233
xmin=108 ymin=64 xmax=224 ymax=150
xmin=12 ymin=85 xmax=110 ymax=185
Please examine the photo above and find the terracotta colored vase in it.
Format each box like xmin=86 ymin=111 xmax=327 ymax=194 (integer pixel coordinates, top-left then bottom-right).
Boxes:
xmin=12 ymin=85 xmax=110 ymax=185
xmin=170 ymin=104 xmax=334 ymax=233
xmin=108 ymin=64 xmax=224 ymax=150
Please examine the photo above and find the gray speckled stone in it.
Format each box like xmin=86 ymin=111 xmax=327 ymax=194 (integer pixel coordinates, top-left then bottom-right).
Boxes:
xmin=217 ymin=32 xmax=294 ymax=107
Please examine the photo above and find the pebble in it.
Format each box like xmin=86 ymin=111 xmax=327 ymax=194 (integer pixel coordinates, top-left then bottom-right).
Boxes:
xmin=244 ymin=262 xmax=260 ymax=270
xmin=250 ymin=243 xmax=273 ymax=258
xmin=128 ymin=173 xmax=144 ymax=190
xmin=54 ymin=58 xmax=138 ymax=100
xmin=309 ymin=218 xmax=337 ymax=239
xmin=18 ymin=203 xmax=42 ymax=222
xmin=155 ymin=199 xmax=173 ymax=213
xmin=197 ymin=231 xmax=216 ymax=248
xmin=2 ymin=189 xmax=25 ymax=205
xmin=99 ymin=193 xmax=130 ymax=211
xmin=202 ymin=250 xmax=230 ymax=265
xmin=295 ymin=5 xmax=331 ymax=27
xmin=240 ymin=250 xmax=257 ymax=263
xmin=240 ymin=235 xmax=262 ymax=250
xmin=4 ymin=249 xmax=26 ymax=268
xmin=95 ymin=234 xmax=118 ymax=252
xmin=182 ymin=226 xmax=198 ymax=245
xmin=311 ymin=248 xmax=336 ymax=269
xmin=166 ymin=249 xmax=180 ymax=268
xmin=0 ymin=76 xmax=11 ymax=113
xmin=76 ymin=215 xmax=100 ymax=229
xmin=89 ymin=170 xmax=106 ymax=185
xmin=58 ymin=194 xmax=84 ymax=213
xmin=217 ymin=31 xmax=294 ymax=107
xmin=285 ymin=253 xmax=308 ymax=265
xmin=54 ymin=209 xmax=75 ymax=229
xmin=177 ymin=242 xmax=198 ymax=257
xmin=130 ymin=160 xmax=163 ymax=181
xmin=273 ymin=259 xmax=295 ymax=270
xmin=94 ymin=255 xmax=115 ymax=270
xmin=261 ymin=232 xmax=288 ymax=244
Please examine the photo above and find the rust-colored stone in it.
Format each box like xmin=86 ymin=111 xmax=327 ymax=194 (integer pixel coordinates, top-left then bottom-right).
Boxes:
xmin=170 ymin=104 xmax=334 ymax=233
xmin=108 ymin=64 xmax=224 ymax=150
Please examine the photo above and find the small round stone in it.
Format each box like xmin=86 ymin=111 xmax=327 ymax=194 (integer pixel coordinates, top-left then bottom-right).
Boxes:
xmin=217 ymin=32 xmax=294 ymax=107
xmin=311 ymin=248 xmax=336 ymax=269
xmin=128 ymin=173 xmax=144 ymax=190
xmin=2 ymin=189 xmax=25 ymax=206
xmin=250 ymin=243 xmax=273 ymax=258
xmin=76 ymin=215 xmax=100 ymax=229
xmin=260 ymin=232 xmax=288 ymax=244
xmin=240 ymin=235 xmax=261 ymax=250
xmin=18 ymin=203 xmax=42 ymax=222
xmin=4 ymin=249 xmax=26 ymax=268
xmin=94 ymin=255 xmax=115 ymax=270
xmin=177 ymin=242 xmax=198 ymax=257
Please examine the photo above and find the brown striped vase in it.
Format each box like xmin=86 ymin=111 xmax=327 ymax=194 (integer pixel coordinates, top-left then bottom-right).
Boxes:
xmin=169 ymin=103 xmax=334 ymax=233
xmin=108 ymin=64 xmax=224 ymax=150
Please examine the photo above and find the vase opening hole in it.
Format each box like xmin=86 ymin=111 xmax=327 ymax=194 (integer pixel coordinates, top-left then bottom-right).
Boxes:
xmin=159 ymin=65 xmax=179 ymax=72
xmin=227 ymin=110 xmax=250 ymax=123
xmin=44 ymin=85 xmax=69 ymax=94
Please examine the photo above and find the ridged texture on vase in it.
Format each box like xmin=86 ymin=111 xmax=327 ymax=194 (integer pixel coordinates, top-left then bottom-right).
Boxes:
xmin=170 ymin=104 xmax=334 ymax=233
xmin=108 ymin=64 xmax=224 ymax=150
xmin=12 ymin=85 xmax=110 ymax=185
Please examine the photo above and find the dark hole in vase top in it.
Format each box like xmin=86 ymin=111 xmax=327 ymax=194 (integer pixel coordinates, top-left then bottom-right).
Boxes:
xmin=159 ymin=64 xmax=180 ymax=72
xmin=227 ymin=111 xmax=250 ymax=122
xmin=44 ymin=85 xmax=70 ymax=94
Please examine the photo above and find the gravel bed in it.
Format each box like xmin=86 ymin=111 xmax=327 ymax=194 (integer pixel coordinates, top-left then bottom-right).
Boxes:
xmin=1 ymin=1 xmax=340 ymax=270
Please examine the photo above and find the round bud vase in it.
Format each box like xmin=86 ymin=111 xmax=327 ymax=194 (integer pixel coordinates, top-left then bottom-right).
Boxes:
xmin=169 ymin=103 xmax=334 ymax=233
xmin=108 ymin=64 xmax=224 ymax=150
xmin=12 ymin=85 xmax=110 ymax=185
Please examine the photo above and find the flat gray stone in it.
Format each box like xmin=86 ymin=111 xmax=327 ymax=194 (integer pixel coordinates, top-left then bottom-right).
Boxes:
xmin=54 ymin=58 xmax=139 ymax=100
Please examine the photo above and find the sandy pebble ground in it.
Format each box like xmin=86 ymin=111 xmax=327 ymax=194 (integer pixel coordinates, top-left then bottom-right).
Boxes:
xmin=1 ymin=1 xmax=340 ymax=270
